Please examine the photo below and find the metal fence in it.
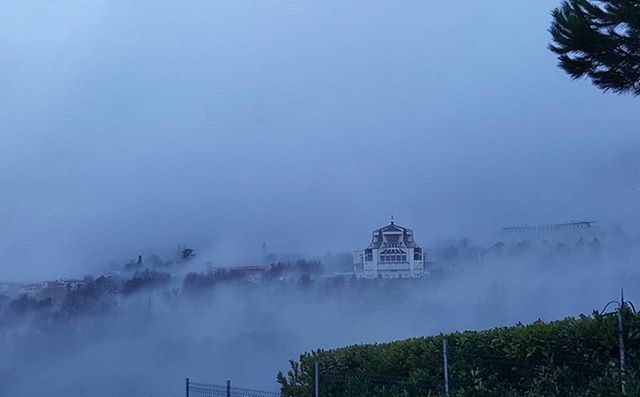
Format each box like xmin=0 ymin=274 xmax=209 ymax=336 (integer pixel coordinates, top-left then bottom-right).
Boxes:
xmin=188 ymin=294 xmax=634 ymax=397
xmin=186 ymin=379 xmax=281 ymax=397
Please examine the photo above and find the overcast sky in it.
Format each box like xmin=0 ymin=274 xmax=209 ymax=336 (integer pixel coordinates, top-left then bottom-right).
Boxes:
xmin=1 ymin=1 xmax=639 ymax=280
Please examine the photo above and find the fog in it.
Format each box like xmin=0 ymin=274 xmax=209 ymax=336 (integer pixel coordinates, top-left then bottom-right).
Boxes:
xmin=1 ymin=0 xmax=639 ymax=396
xmin=1 ymin=0 xmax=638 ymax=280
xmin=2 ymin=243 xmax=640 ymax=396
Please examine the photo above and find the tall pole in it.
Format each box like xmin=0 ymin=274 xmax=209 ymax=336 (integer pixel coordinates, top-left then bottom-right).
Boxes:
xmin=185 ymin=378 xmax=189 ymax=397
xmin=618 ymin=289 xmax=626 ymax=396
xmin=226 ymin=379 xmax=231 ymax=397
xmin=314 ymin=361 xmax=320 ymax=397
xmin=443 ymin=338 xmax=450 ymax=397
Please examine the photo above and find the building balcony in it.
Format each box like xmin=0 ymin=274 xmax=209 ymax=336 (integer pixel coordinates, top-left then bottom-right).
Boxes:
xmin=377 ymin=262 xmax=411 ymax=271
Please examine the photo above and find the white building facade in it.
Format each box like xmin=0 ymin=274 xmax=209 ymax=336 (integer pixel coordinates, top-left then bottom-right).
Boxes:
xmin=354 ymin=220 xmax=430 ymax=279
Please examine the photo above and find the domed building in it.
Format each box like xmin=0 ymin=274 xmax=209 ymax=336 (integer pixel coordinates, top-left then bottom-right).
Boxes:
xmin=354 ymin=218 xmax=431 ymax=279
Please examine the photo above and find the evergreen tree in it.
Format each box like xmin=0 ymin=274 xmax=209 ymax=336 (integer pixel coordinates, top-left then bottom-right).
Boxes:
xmin=549 ymin=0 xmax=640 ymax=95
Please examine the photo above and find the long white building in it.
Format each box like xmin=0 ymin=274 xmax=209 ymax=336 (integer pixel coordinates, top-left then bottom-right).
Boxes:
xmin=354 ymin=220 xmax=430 ymax=279
xmin=500 ymin=221 xmax=604 ymax=245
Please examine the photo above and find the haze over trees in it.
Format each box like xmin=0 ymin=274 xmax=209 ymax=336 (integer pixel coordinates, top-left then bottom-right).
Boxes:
xmin=549 ymin=0 xmax=640 ymax=95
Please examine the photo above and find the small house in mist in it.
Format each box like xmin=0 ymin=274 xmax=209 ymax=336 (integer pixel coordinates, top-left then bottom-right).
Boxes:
xmin=228 ymin=266 xmax=266 ymax=282
xmin=353 ymin=219 xmax=431 ymax=279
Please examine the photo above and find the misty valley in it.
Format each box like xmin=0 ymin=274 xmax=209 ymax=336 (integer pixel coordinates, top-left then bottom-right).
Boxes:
xmin=1 ymin=223 xmax=639 ymax=396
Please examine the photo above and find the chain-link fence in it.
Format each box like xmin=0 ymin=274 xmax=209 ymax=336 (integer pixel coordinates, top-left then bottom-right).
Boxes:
xmin=319 ymin=370 xmax=442 ymax=396
xmin=313 ymin=354 xmax=633 ymax=397
xmin=186 ymin=379 xmax=281 ymax=397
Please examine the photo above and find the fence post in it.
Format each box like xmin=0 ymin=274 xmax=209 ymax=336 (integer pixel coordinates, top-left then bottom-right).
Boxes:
xmin=618 ymin=290 xmax=626 ymax=396
xmin=443 ymin=338 xmax=450 ymax=397
xmin=226 ymin=380 xmax=231 ymax=397
xmin=314 ymin=361 xmax=320 ymax=397
xmin=185 ymin=378 xmax=189 ymax=397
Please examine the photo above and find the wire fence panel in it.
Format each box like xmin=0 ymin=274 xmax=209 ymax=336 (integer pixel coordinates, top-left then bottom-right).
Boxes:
xmin=189 ymin=382 xmax=227 ymax=396
xmin=320 ymin=370 xmax=442 ymax=397
xmin=230 ymin=385 xmax=282 ymax=397
xmin=187 ymin=380 xmax=281 ymax=397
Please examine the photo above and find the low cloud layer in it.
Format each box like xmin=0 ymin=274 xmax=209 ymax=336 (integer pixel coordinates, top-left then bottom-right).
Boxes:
xmin=2 ymin=238 xmax=639 ymax=396
xmin=1 ymin=1 xmax=639 ymax=280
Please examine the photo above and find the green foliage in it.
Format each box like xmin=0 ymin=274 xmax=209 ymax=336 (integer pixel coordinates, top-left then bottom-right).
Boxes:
xmin=278 ymin=308 xmax=640 ymax=396
xmin=549 ymin=0 xmax=640 ymax=95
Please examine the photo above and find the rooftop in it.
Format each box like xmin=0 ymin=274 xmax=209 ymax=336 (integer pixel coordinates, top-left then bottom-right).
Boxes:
xmin=368 ymin=219 xmax=418 ymax=249
xmin=502 ymin=221 xmax=597 ymax=232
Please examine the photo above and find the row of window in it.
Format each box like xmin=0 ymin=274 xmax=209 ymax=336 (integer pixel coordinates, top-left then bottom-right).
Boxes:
xmin=378 ymin=263 xmax=410 ymax=270
xmin=363 ymin=249 xmax=423 ymax=262
xmin=380 ymin=255 xmax=407 ymax=262
xmin=360 ymin=272 xmax=424 ymax=279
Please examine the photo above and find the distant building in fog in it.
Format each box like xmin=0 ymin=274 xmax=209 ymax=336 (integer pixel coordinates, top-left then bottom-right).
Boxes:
xmin=354 ymin=219 xmax=431 ymax=279
xmin=18 ymin=279 xmax=85 ymax=298
xmin=229 ymin=266 xmax=266 ymax=282
xmin=18 ymin=282 xmax=48 ymax=298
xmin=500 ymin=221 xmax=604 ymax=245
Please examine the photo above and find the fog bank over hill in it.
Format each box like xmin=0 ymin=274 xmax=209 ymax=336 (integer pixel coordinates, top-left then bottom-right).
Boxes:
xmin=1 ymin=0 xmax=640 ymax=281
xmin=1 ymin=237 xmax=639 ymax=396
